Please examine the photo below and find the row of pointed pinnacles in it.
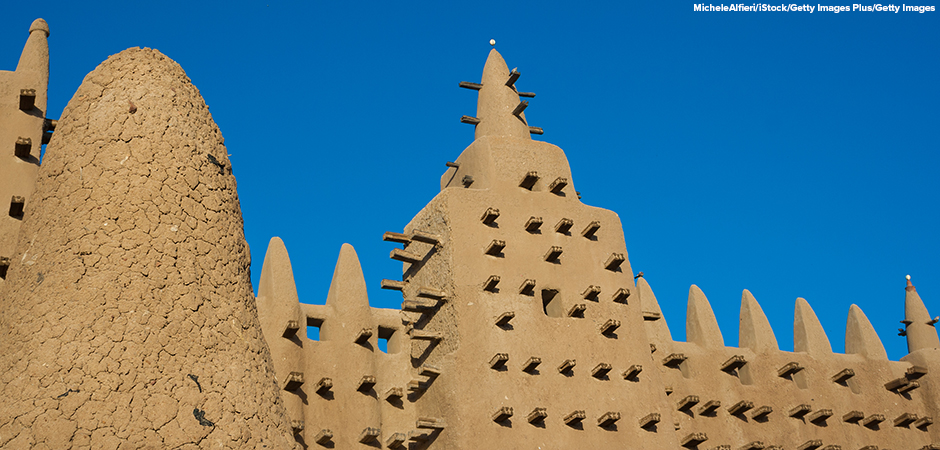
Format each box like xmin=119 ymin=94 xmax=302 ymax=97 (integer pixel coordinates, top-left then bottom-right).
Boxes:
xmin=252 ymin=47 xmax=940 ymax=448
xmin=258 ymin=227 xmax=940 ymax=448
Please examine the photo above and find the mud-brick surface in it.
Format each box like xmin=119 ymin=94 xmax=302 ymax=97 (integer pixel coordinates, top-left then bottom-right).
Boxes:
xmin=0 ymin=48 xmax=297 ymax=449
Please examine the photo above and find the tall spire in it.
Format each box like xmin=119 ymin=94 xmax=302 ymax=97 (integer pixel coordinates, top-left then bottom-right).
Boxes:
xmin=637 ymin=276 xmax=672 ymax=342
xmin=845 ymin=304 xmax=887 ymax=360
xmin=474 ymin=49 xmax=531 ymax=140
xmin=321 ymin=243 xmax=373 ymax=342
xmin=794 ymin=297 xmax=832 ymax=354
xmin=16 ymin=19 xmax=50 ymax=80
xmin=904 ymin=275 xmax=940 ymax=353
xmin=739 ymin=290 xmax=779 ymax=353
xmin=686 ymin=285 xmax=724 ymax=348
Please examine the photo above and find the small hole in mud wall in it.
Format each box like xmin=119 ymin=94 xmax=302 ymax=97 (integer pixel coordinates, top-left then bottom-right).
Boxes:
xmin=9 ymin=197 xmax=25 ymax=219
xmin=542 ymin=289 xmax=563 ymax=318
xmin=378 ymin=326 xmax=399 ymax=354
xmin=306 ymin=317 xmax=323 ymax=341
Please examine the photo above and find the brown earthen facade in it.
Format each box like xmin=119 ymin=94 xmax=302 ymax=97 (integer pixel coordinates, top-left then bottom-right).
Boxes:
xmin=1 ymin=19 xmax=938 ymax=450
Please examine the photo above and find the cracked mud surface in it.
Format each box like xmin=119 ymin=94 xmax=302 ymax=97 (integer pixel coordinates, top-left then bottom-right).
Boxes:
xmin=0 ymin=48 xmax=296 ymax=449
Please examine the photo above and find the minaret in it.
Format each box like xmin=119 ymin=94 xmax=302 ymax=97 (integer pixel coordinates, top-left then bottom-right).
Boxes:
xmin=0 ymin=19 xmax=50 ymax=285
xmin=904 ymin=275 xmax=940 ymax=353
xmin=0 ymin=47 xmax=296 ymax=449
xmin=474 ymin=49 xmax=531 ymax=140
xmin=390 ymin=47 xmax=676 ymax=449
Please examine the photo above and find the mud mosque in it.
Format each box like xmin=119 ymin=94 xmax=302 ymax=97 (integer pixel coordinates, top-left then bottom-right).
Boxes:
xmin=1 ymin=18 xmax=938 ymax=450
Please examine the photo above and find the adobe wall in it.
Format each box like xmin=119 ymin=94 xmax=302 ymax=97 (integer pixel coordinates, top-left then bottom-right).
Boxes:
xmin=0 ymin=19 xmax=48 ymax=285
xmin=0 ymin=47 xmax=296 ymax=449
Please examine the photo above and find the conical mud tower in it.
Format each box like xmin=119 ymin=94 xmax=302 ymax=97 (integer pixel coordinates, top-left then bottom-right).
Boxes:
xmin=0 ymin=47 xmax=296 ymax=449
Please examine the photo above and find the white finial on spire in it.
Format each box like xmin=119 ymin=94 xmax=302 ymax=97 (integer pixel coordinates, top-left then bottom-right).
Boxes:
xmin=907 ymin=274 xmax=912 ymax=281
xmin=489 ymin=39 xmax=496 ymax=46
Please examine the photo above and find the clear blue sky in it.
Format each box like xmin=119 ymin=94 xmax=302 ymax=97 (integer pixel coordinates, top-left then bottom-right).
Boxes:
xmin=3 ymin=1 xmax=938 ymax=360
